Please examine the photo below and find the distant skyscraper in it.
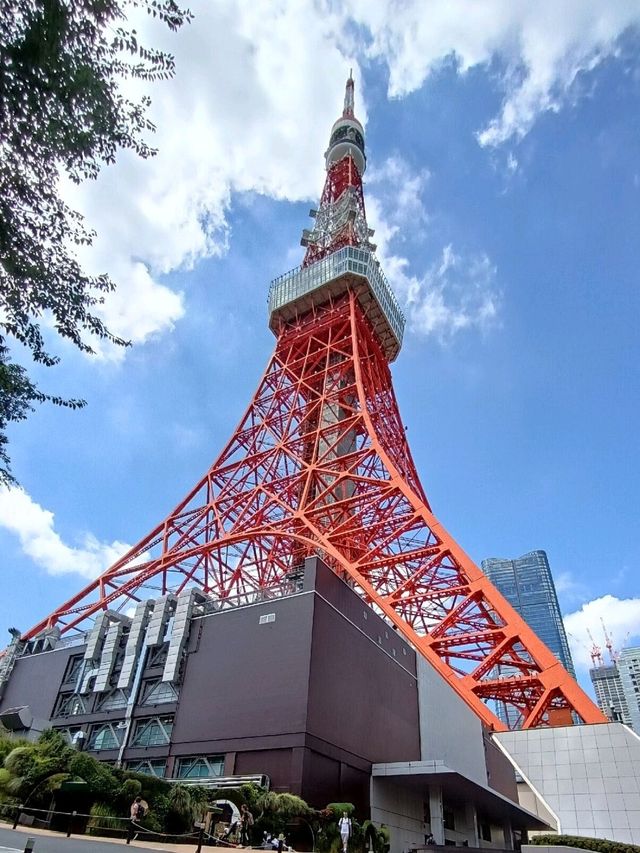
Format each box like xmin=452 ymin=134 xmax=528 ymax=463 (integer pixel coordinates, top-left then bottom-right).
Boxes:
xmin=481 ymin=550 xmax=576 ymax=728
xmin=617 ymin=647 xmax=640 ymax=731
xmin=590 ymin=663 xmax=631 ymax=726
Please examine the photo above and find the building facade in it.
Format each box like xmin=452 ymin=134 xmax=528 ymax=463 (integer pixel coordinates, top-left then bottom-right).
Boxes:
xmin=617 ymin=647 xmax=640 ymax=731
xmin=481 ymin=551 xmax=575 ymax=728
xmin=0 ymin=557 xmax=544 ymax=850
xmin=496 ymin=722 xmax=640 ymax=846
xmin=589 ymin=652 xmax=640 ymax=730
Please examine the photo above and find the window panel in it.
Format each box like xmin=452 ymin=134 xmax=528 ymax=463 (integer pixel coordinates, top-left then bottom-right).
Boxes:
xmin=131 ymin=716 xmax=173 ymax=747
xmin=89 ymin=722 xmax=125 ymax=750
xmin=176 ymin=755 xmax=224 ymax=779
xmin=125 ymin=758 xmax=167 ymax=778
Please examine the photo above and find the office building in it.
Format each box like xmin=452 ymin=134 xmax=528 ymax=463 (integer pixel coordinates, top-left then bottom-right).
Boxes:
xmin=618 ymin=647 xmax=640 ymax=731
xmin=481 ymin=551 xmax=575 ymax=728
xmin=590 ymin=663 xmax=631 ymax=725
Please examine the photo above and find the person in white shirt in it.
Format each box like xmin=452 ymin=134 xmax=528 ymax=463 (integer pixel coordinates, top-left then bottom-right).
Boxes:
xmin=338 ymin=812 xmax=352 ymax=853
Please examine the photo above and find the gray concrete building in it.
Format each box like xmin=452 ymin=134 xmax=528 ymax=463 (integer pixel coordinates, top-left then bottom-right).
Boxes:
xmin=495 ymin=722 xmax=640 ymax=845
xmin=590 ymin=663 xmax=631 ymax=726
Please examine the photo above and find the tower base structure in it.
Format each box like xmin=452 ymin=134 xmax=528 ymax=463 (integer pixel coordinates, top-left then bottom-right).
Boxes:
xmin=0 ymin=557 xmax=547 ymax=848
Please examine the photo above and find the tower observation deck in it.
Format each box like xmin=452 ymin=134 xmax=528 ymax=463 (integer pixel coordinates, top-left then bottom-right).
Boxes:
xmin=269 ymin=247 xmax=404 ymax=361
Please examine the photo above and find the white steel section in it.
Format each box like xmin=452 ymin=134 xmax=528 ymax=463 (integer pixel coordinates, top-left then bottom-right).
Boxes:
xmin=162 ymin=588 xmax=199 ymax=683
xmin=117 ymin=600 xmax=154 ymax=690
xmin=145 ymin=594 xmax=177 ymax=646
xmin=94 ymin=620 xmax=125 ymax=692
xmin=84 ymin=613 xmax=110 ymax=661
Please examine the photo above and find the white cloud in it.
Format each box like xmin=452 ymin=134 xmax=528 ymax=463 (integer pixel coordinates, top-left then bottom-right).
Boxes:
xmin=554 ymin=570 xmax=589 ymax=605
xmin=401 ymin=245 xmax=499 ymax=340
xmin=367 ymin=156 xmax=431 ymax=232
xmin=340 ymin=0 xmax=640 ymax=145
xmin=564 ymin=595 xmax=640 ymax=669
xmin=0 ymin=487 xmax=131 ymax=580
xmin=366 ymin=158 xmax=500 ymax=340
xmin=65 ymin=0 xmax=357 ymax=359
xmin=63 ymin=1 xmax=636 ymax=356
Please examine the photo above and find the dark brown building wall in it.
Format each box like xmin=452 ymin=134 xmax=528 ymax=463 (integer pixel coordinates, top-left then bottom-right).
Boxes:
xmin=234 ymin=748 xmax=298 ymax=792
xmin=171 ymin=594 xmax=315 ymax=751
xmin=484 ymin=732 xmax=519 ymax=801
xmin=171 ymin=559 xmax=421 ymax=807
xmin=306 ymin=565 xmax=421 ymax=765
xmin=302 ymin=749 xmax=341 ymax=808
xmin=0 ymin=645 xmax=78 ymax=725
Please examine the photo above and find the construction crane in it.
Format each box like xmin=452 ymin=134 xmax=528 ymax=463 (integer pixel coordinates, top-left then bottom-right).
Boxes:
xmin=600 ymin=618 xmax=621 ymax=663
xmin=568 ymin=629 xmax=604 ymax=668
xmin=586 ymin=627 xmax=604 ymax=667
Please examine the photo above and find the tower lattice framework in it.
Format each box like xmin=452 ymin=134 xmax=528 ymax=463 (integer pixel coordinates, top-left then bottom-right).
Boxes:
xmin=12 ymin=76 xmax=605 ymax=732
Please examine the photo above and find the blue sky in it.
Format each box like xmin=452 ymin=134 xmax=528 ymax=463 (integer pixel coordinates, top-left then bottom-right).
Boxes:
xmin=1 ymin=1 xmax=639 ymax=694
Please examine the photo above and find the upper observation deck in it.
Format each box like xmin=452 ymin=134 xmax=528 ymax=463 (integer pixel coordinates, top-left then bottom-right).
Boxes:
xmin=268 ymin=246 xmax=405 ymax=362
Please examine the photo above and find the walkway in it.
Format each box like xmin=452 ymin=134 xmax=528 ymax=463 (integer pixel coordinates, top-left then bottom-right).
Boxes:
xmin=0 ymin=824 xmax=201 ymax=852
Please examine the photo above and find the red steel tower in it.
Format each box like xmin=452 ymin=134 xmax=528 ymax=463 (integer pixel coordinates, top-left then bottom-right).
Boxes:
xmin=10 ymin=76 xmax=605 ymax=731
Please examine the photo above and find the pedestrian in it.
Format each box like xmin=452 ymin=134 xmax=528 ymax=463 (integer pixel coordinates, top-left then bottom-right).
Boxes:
xmin=130 ymin=796 xmax=147 ymax=823
xmin=240 ymin=803 xmax=254 ymax=846
xmin=338 ymin=811 xmax=352 ymax=853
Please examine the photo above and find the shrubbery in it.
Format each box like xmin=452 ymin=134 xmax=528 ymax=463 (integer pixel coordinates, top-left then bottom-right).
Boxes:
xmin=530 ymin=834 xmax=640 ymax=853
xmin=0 ymin=732 xmax=391 ymax=849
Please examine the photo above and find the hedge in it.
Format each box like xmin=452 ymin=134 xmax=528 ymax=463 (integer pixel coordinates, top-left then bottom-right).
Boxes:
xmin=530 ymin=834 xmax=640 ymax=853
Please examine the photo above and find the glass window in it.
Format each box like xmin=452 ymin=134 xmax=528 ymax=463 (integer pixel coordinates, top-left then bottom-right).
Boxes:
xmin=141 ymin=680 xmax=179 ymax=705
xmin=131 ymin=716 xmax=173 ymax=747
xmin=54 ymin=726 xmax=84 ymax=746
xmin=443 ymin=806 xmax=456 ymax=831
xmin=175 ymin=755 xmax=224 ymax=779
xmin=63 ymin=655 xmax=84 ymax=685
xmin=53 ymin=693 xmax=87 ymax=717
xmin=89 ymin=722 xmax=124 ymax=750
xmin=147 ymin=642 xmax=169 ymax=669
xmin=126 ymin=758 xmax=167 ymax=778
xmin=479 ymin=818 xmax=492 ymax=842
xmin=96 ymin=688 xmax=130 ymax=711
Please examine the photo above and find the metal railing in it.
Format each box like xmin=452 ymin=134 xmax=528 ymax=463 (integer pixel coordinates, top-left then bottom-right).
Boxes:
xmin=268 ymin=247 xmax=405 ymax=349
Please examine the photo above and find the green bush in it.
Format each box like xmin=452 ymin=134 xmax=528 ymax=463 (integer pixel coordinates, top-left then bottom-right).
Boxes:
xmin=120 ymin=778 xmax=142 ymax=801
xmin=327 ymin=803 xmax=355 ymax=818
xmin=87 ymin=801 xmax=124 ymax=837
xmin=530 ymin=834 xmax=640 ymax=853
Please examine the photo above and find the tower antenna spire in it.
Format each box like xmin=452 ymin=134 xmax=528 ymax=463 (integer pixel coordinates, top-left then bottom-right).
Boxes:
xmin=343 ymin=70 xmax=355 ymax=118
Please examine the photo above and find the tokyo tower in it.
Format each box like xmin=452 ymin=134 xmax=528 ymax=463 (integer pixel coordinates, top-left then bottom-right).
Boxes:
xmin=9 ymin=75 xmax=605 ymax=731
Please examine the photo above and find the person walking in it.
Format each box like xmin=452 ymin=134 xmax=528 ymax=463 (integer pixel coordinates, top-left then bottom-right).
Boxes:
xmin=128 ymin=796 xmax=148 ymax=843
xmin=338 ymin=811 xmax=352 ymax=853
xmin=240 ymin=803 xmax=254 ymax=846
xmin=130 ymin=796 xmax=147 ymax=823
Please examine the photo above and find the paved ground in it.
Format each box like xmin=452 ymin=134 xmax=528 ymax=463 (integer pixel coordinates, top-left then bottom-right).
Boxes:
xmin=0 ymin=825 xmax=203 ymax=852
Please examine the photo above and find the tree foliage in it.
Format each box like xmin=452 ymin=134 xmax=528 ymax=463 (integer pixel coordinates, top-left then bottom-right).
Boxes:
xmin=0 ymin=729 xmax=223 ymax=837
xmin=0 ymin=736 xmax=391 ymax=848
xmin=1 ymin=730 xmax=73 ymax=803
xmin=0 ymin=0 xmax=191 ymax=483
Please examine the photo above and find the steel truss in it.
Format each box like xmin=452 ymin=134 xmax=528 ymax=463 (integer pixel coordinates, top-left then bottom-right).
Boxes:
xmin=22 ymin=292 xmax=604 ymax=730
